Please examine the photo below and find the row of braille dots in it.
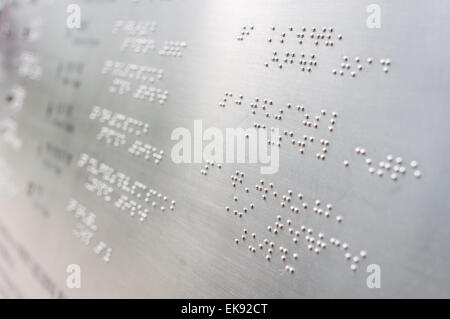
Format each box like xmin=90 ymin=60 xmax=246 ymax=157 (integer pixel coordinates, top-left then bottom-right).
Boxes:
xmin=258 ymin=106 xmax=336 ymax=158
xmin=115 ymin=196 xmax=151 ymax=222
xmin=158 ymin=41 xmax=187 ymax=57
xmin=332 ymin=57 xmax=390 ymax=77
xmin=250 ymin=97 xmax=282 ymax=121
xmin=138 ymin=187 xmax=176 ymax=212
xmin=132 ymin=85 xmax=168 ymax=104
xmin=280 ymin=189 xmax=343 ymax=224
xmin=120 ymin=37 xmax=155 ymax=54
xmin=345 ymin=148 xmax=422 ymax=180
xmin=90 ymin=106 xmax=151 ymax=137
xmin=200 ymin=159 xmax=222 ymax=175
xmin=96 ymin=127 xmax=126 ymax=147
xmin=218 ymin=91 xmax=242 ymax=108
xmin=272 ymin=107 xmax=337 ymax=159
xmin=114 ymin=193 xmax=175 ymax=223
xmin=232 ymin=181 xmax=356 ymax=272
xmin=234 ymin=219 xmax=333 ymax=274
xmin=124 ymin=179 xmax=173 ymax=209
xmin=269 ymin=214 xmax=367 ymax=272
xmin=225 ymin=202 xmax=255 ymax=219
xmin=267 ymin=26 xmax=342 ymax=46
xmin=250 ymin=97 xmax=306 ymax=124
xmin=236 ymin=25 xmax=254 ymax=41
xmin=265 ymin=51 xmax=318 ymax=72
xmin=78 ymin=154 xmax=176 ymax=212
xmin=250 ymin=97 xmax=273 ymax=115
xmin=300 ymin=107 xmax=338 ymax=132
xmin=329 ymin=237 xmax=367 ymax=272
xmin=232 ymin=179 xmax=365 ymax=273
xmin=101 ymin=60 xmax=164 ymax=83
xmin=254 ymin=179 xmax=343 ymax=224
xmin=268 ymin=216 xmax=328 ymax=255
xmin=111 ymin=20 xmax=157 ymax=36
xmin=128 ymin=141 xmax=164 ymax=164
xmin=251 ymin=100 xmax=337 ymax=133
xmin=234 ymin=227 xmax=296 ymax=274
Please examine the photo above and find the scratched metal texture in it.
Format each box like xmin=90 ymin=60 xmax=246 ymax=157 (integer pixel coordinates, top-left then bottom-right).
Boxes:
xmin=0 ymin=0 xmax=449 ymax=298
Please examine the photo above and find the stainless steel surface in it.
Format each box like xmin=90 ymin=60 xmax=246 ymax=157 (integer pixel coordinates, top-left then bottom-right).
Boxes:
xmin=0 ymin=0 xmax=449 ymax=298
